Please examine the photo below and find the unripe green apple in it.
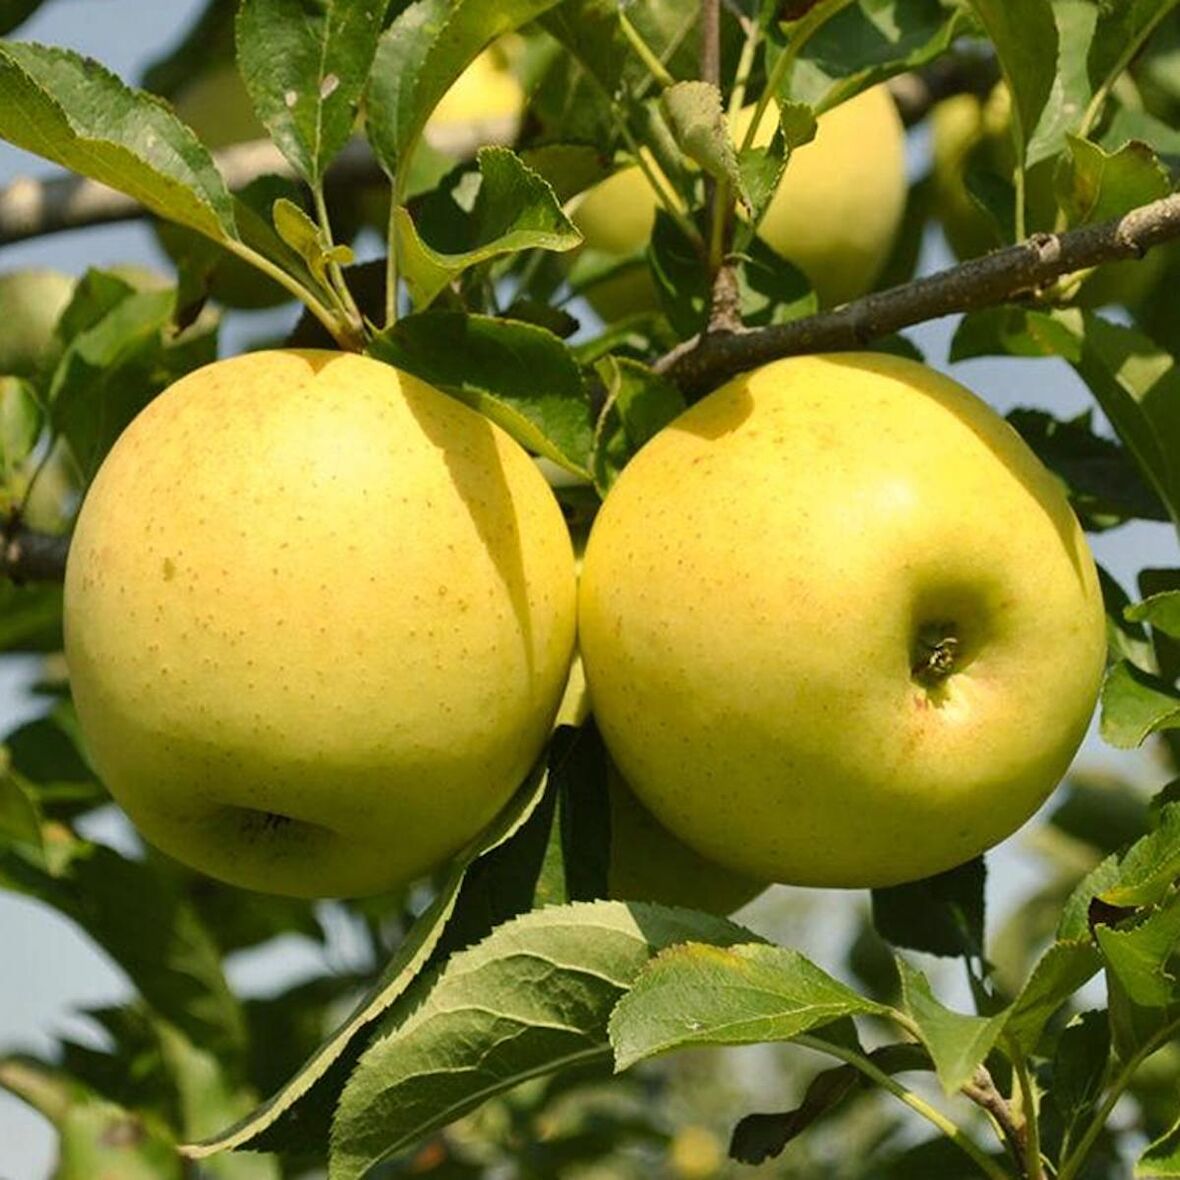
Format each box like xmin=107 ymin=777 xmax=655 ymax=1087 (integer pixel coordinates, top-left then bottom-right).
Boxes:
xmin=0 ymin=269 xmax=75 ymax=378
xmin=579 ymin=353 xmax=1107 ymax=889
xmin=64 ymin=350 xmax=577 ymax=898
xmin=570 ymin=86 xmax=907 ymax=318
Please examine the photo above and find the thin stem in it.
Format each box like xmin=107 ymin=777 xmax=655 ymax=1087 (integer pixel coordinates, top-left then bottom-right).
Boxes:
xmin=727 ymin=13 xmax=761 ymax=120
xmin=1014 ymin=160 xmax=1028 ymax=243
xmin=221 ymin=239 xmax=360 ymax=350
xmin=385 ymin=193 xmax=399 ymax=328
xmin=619 ymin=11 xmax=676 ymax=89
xmin=312 ymin=182 xmax=363 ymax=328
xmin=1010 ymin=1048 xmax=1043 ymax=1180
xmin=1058 ymin=1016 xmax=1180 ymax=1180
xmin=793 ymin=1034 xmax=1012 ymax=1180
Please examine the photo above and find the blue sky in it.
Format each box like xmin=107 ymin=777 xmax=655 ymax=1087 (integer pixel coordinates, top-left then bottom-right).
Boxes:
xmin=1 ymin=4 xmax=1178 ymax=1177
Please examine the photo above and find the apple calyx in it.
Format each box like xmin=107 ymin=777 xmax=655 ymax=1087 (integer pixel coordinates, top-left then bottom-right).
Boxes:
xmin=911 ymin=623 xmax=960 ymax=688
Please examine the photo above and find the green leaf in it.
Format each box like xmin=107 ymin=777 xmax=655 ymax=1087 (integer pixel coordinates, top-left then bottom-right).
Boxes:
xmin=1002 ymin=940 xmax=1103 ymax=1055
xmin=1097 ymin=891 xmax=1180 ymax=1009
xmin=1102 ymin=566 xmax=1158 ymax=673
xmin=1088 ymin=0 xmax=1180 ymax=123
xmin=1007 ymin=409 xmax=1168 ymax=533
xmin=965 ymin=0 xmax=1057 ymax=172
xmin=609 ymin=941 xmax=885 ymax=1072
xmin=47 ymin=283 xmax=177 ymax=479
xmin=155 ymin=1023 xmax=279 ymax=1180
xmin=1141 ymin=1111 xmax=1180 ymax=1177
xmin=540 ymin=0 xmax=701 ymax=108
xmin=394 ymin=147 xmax=581 ymax=309
xmin=591 ymin=355 xmax=685 ymax=495
xmin=1056 ymin=311 xmax=1180 ymax=530
xmin=661 ymin=81 xmax=745 ymax=206
xmin=185 ymin=769 xmax=549 ymax=1159
xmin=1101 ymin=660 xmax=1180 ymax=749
xmin=1099 ymin=805 xmax=1180 ymax=909
xmin=0 ymin=376 xmax=42 ymax=482
xmin=0 ymin=42 xmax=238 ymax=243
xmin=783 ymin=0 xmax=967 ymax=109
xmin=1025 ymin=0 xmax=1098 ymax=167
xmin=1128 ymin=592 xmax=1180 ymax=641
xmin=236 ymin=0 xmax=387 ymax=184
xmin=370 ymin=311 xmax=593 ymax=475
xmin=896 ymin=958 xmax=1006 ymax=1094
xmin=366 ymin=0 xmax=563 ymax=178
xmin=272 ymin=196 xmax=354 ymax=287
xmin=329 ymin=902 xmax=752 ymax=1180
xmin=0 ymin=581 xmax=63 ymax=652
xmin=0 ymin=752 xmax=43 ymax=856
xmin=1057 ymin=137 xmax=1171 ymax=227
xmin=1047 ymin=1010 xmax=1110 ymax=1152
xmin=1059 ymin=852 xmax=1125 ymax=942
xmin=871 ymin=858 xmax=985 ymax=960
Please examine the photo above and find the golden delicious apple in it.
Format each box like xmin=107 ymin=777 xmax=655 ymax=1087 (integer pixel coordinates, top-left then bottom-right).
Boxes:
xmin=0 ymin=269 xmax=75 ymax=378
xmin=578 ymin=352 xmax=1107 ymax=888
xmin=64 ymin=350 xmax=577 ymax=897
xmin=570 ymin=85 xmax=907 ymax=317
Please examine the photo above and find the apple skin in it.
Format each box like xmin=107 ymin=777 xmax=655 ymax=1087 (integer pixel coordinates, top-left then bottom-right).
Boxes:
xmin=570 ymin=86 xmax=906 ymax=317
xmin=64 ymin=350 xmax=577 ymax=898
xmin=578 ymin=352 xmax=1107 ymax=889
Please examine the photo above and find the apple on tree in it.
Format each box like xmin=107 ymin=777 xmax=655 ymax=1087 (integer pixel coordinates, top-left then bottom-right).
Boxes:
xmin=63 ymin=350 xmax=577 ymax=898
xmin=578 ymin=352 xmax=1108 ymax=888
xmin=570 ymin=85 xmax=907 ymax=318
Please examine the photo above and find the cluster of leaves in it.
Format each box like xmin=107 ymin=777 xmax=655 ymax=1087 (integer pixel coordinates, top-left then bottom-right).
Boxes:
xmin=1 ymin=0 xmax=1180 ymax=1178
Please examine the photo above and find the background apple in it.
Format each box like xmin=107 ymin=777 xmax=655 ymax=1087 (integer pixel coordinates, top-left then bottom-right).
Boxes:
xmin=578 ymin=352 xmax=1108 ymax=888
xmin=64 ymin=350 xmax=577 ymax=898
xmin=570 ymin=85 xmax=907 ymax=318
xmin=930 ymin=85 xmax=1161 ymax=307
xmin=0 ymin=269 xmax=76 ymax=379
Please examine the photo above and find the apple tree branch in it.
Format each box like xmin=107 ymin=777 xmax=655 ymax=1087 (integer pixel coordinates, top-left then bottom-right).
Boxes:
xmin=655 ymin=192 xmax=1180 ymax=396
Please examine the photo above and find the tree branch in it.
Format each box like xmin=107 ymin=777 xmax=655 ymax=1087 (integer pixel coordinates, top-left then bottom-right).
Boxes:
xmin=2 ymin=524 xmax=69 ymax=583
xmin=656 ymin=191 xmax=1180 ymax=397
xmin=963 ymin=1065 xmax=1027 ymax=1177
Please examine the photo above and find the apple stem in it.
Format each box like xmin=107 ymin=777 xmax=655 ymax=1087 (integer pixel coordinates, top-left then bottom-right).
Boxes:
xmin=912 ymin=627 xmax=959 ymax=687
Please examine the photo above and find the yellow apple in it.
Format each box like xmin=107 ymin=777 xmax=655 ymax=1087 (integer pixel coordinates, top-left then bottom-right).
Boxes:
xmin=578 ymin=352 xmax=1107 ymax=889
xmin=0 ymin=269 xmax=75 ymax=378
xmin=64 ymin=350 xmax=577 ymax=897
xmin=570 ymin=85 xmax=907 ymax=317
xmin=426 ymin=45 xmax=524 ymax=135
